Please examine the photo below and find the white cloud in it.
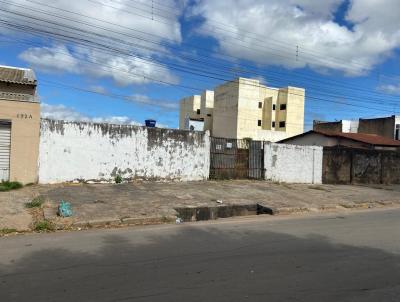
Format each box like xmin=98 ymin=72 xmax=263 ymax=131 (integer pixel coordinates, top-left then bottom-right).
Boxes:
xmin=41 ymin=103 xmax=142 ymax=125
xmin=189 ymin=0 xmax=400 ymax=75
xmin=19 ymin=44 xmax=79 ymax=73
xmin=5 ymin=0 xmax=182 ymax=85
xmin=377 ymin=84 xmax=400 ymax=95
xmin=19 ymin=43 xmax=179 ymax=86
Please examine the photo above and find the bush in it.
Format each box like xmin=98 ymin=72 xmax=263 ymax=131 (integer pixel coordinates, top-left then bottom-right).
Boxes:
xmin=115 ymin=175 xmax=123 ymax=184
xmin=0 ymin=181 xmax=23 ymax=192
xmin=34 ymin=220 xmax=55 ymax=232
xmin=25 ymin=196 xmax=45 ymax=208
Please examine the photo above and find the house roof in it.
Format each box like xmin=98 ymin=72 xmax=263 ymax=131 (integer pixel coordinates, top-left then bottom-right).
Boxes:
xmin=280 ymin=130 xmax=400 ymax=147
xmin=0 ymin=65 xmax=37 ymax=85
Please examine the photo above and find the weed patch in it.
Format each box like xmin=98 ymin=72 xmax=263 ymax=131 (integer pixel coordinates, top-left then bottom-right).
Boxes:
xmin=25 ymin=196 xmax=45 ymax=208
xmin=115 ymin=175 xmax=123 ymax=184
xmin=0 ymin=181 xmax=23 ymax=192
xmin=34 ymin=220 xmax=55 ymax=232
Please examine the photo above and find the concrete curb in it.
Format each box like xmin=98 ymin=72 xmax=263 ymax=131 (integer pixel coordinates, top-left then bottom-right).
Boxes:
xmin=34 ymin=199 xmax=400 ymax=232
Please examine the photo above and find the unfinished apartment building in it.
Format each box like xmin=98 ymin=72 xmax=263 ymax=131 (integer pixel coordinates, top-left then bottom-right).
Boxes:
xmin=179 ymin=78 xmax=305 ymax=141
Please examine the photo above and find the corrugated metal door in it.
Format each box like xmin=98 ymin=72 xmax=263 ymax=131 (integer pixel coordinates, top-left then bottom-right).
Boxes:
xmin=0 ymin=122 xmax=11 ymax=181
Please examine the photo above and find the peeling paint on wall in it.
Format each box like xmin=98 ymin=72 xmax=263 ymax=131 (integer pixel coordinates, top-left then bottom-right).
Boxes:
xmin=39 ymin=119 xmax=210 ymax=183
xmin=264 ymin=142 xmax=323 ymax=184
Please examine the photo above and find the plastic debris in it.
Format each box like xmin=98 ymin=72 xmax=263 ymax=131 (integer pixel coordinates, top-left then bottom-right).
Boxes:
xmin=216 ymin=200 xmax=223 ymax=204
xmin=58 ymin=200 xmax=73 ymax=217
xmin=176 ymin=217 xmax=183 ymax=224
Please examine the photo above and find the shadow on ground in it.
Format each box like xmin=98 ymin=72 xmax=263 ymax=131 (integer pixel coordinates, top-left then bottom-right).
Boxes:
xmin=1 ymin=226 xmax=400 ymax=302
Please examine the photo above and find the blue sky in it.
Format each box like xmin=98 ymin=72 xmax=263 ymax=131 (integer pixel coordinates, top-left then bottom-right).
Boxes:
xmin=1 ymin=0 xmax=400 ymax=129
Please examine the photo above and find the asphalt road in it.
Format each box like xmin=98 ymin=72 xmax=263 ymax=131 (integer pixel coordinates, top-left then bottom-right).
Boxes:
xmin=1 ymin=209 xmax=400 ymax=302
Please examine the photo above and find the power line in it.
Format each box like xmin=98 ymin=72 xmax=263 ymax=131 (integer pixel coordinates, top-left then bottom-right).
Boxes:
xmin=0 ymin=26 xmax=396 ymax=118
xmin=2 ymin=31 xmax=396 ymax=115
xmin=2 ymin=0 xmax=399 ymax=100
xmin=0 ymin=1 xmax=398 ymax=117
xmin=129 ymin=0 xmax=398 ymax=76
xmin=0 ymin=8 xmax=396 ymax=108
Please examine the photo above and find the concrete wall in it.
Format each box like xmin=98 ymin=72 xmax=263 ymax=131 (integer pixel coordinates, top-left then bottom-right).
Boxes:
xmin=313 ymin=120 xmax=359 ymax=133
xmin=342 ymin=120 xmax=359 ymax=133
xmin=236 ymin=78 xmax=262 ymax=139
xmin=200 ymin=90 xmax=214 ymax=132
xmin=264 ymin=143 xmax=322 ymax=184
xmin=39 ymin=119 xmax=210 ymax=183
xmin=280 ymin=87 xmax=305 ymax=135
xmin=255 ymin=129 xmax=292 ymax=142
xmin=322 ymin=147 xmax=400 ymax=184
xmin=0 ymin=98 xmax=40 ymax=184
xmin=358 ymin=116 xmax=396 ymax=139
xmin=313 ymin=120 xmax=343 ymax=133
xmin=179 ymin=95 xmax=201 ymax=130
xmin=212 ymin=80 xmax=239 ymax=138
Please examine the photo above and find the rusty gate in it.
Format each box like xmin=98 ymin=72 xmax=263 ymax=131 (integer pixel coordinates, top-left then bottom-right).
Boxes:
xmin=209 ymin=137 xmax=264 ymax=179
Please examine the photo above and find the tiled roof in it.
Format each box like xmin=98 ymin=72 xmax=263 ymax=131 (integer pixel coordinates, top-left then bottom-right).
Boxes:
xmin=315 ymin=131 xmax=400 ymax=147
xmin=0 ymin=65 xmax=37 ymax=85
xmin=280 ymin=130 xmax=400 ymax=147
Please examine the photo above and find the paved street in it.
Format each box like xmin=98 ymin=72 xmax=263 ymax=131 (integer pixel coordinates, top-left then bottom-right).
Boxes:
xmin=1 ymin=209 xmax=400 ymax=301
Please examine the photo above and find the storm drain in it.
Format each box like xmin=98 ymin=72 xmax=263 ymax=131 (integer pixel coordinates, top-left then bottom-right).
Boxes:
xmin=175 ymin=204 xmax=274 ymax=222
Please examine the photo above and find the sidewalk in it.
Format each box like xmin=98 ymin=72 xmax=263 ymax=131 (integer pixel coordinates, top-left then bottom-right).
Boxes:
xmin=2 ymin=180 xmax=400 ymax=232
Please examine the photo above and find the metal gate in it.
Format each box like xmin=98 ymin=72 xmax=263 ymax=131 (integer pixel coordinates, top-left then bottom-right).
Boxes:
xmin=210 ymin=137 xmax=264 ymax=179
xmin=0 ymin=121 xmax=11 ymax=182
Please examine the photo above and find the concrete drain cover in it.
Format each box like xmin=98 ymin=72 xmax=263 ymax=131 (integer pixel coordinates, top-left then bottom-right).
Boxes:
xmin=175 ymin=204 xmax=273 ymax=222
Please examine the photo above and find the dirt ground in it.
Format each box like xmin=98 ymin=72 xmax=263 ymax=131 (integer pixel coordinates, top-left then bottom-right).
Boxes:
xmin=1 ymin=180 xmax=400 ymax=231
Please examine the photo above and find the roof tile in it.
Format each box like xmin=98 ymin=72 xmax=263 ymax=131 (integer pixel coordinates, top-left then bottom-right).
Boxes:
xmin=315 ymin=130 xmax=400 ymax=147
xmin=0 ymin=65 xmax=37 ymax=85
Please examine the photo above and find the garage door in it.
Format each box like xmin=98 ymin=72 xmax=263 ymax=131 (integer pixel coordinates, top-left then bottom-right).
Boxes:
xmin=0 ymin=121 xmax=11 ymax=182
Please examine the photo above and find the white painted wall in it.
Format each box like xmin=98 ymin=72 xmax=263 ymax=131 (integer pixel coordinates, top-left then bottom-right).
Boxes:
xmin=255 ymin=129 xmax=292 ymax=142
xmin=342 ymin=120 xmax=359 ymax=133
xmin=39 ymin=119 xmax=210 ymax=183
xmin=264 ymin=143 xmax=323 ymax=184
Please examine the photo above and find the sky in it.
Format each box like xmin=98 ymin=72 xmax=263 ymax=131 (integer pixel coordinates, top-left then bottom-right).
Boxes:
xmin=0 ymin=0 xmax=400 ymax=130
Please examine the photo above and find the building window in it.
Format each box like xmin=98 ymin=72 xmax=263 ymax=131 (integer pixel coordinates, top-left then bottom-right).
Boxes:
xmin=272 ymin=121 xmax=275 ymax=128
xmin=396 ymin=125 xmax=400 ymax=140
xmin=272 ymin=104 xmax=276 ymax=110
xmin=279 ymin=121 xmax=286 ymax=128
xmin=280 ymin=104 xmax=287 ymax=110
xmin=196 ymin=109 xmax=200 ymax=115
xmin=258 ymin=102 xmax=262 ymax=109
xmin=258 ymin=120 xmax=262 ymax=127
